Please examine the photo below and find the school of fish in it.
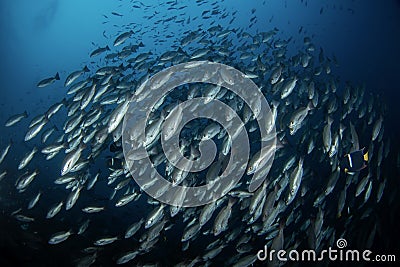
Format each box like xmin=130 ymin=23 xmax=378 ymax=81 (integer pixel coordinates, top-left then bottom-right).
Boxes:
xmin=0 ymin=0 xmax=399 ymax=266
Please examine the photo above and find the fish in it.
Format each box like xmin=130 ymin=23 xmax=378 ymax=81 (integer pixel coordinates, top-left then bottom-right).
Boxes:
xmin=116 ymin=251 xmax=139 ymax=264
xmin=323 ymin=116 xmax=333 ymax=153
xmin=249 ymin=181 xmax=267 ymax=215
xmin=27 ymin=191 xmax=42 ymax=209
xmin=324 ymin=167 xmax=340 ymax=196
xmin=24 ymin=117 xmax=49 ymax=141
xmin=66 ymin=186 xmax=82 ymax=210
xmin=46 ymin=201 xmax=64 ymax=219
xmin=125 ymin=218 xmax=144 ymax=239
xmin=372 ymin=115 xmax=383 ymax=141
xmin=270 ymin=66 xmax=282 ymax=84
xmin=42 ymin=143 xmax=66 ymax=154
xmin=18 ymin=147 xmax=38 ymax=170
xmin=82 ymin=206 xmax=105 ymax=213
xmin=0 ymin=140 xmax=12 ymax=165
xmin=213 ymin=198 xmax=236 ymax=236
xmin=107 ymin=99 xmax=130 ymax=133
xmin=111 ymin=12 xmax=123 ymax=17
xmin=355 ymin=174 xmax=370 ymax=197
xmin=5 ymin=111 xmax=28 ymax=127
xmin=246 ymin=145 xmax=279 ymax=178
xmin=94 ymin=236 xmax=118 ymax=246
xmin=48 ymin=230 xmax=73 ymax=245
xmin=41 ymin=126 xmax=57 ymax=143
xmin=199 ymin=201 xmax=218 ymax=227
xmin=37 ymin=73 xmax=60 ymax=88
xmin=61 ymin=143 xmax=86 ymax=176
xmin=288 ymin=102 xmax=313 ymax=135
xmin=15 ymin=169 xmax=39 ymax=192
xmin=145 ymin=204 xmax=165 ymax=229
xmin=349 ymin=121 xmax=360 ymax=151
xmin=0 ymin=170 xmax=7 ymax=182
xmin=0 ymin=13 xmax=393 ymax=267
xmin=65 ymin=66 xmax=90 ymax=87
xmin=90 ymin=46 xmax=110 ymax=57
xmin=281 ymin=76 xmax=298 ymax=99
xmin=78 ymin=219 xmax=90 ymax=235
xmin=114 ymin=31 xmax=134 ymax=46
xmin=286 ymin=158 xmax=304 ymax=205
xmin=14 ymin=214 xmax=35 ymax=222
xmin=115 ymin=192 xmax=138 ymax=207
xmin=182 ymin=222 xmax=201 ymax=242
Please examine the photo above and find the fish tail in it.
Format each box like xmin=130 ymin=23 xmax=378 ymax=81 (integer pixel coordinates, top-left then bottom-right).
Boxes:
xmin=363 ymin=151 xmax=369 ymax=162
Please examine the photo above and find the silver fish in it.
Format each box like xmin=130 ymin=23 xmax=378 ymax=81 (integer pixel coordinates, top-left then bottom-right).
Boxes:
xmin=48 ymin=230 xmax=73 ymax=244
xmin=37 ymin=72 xmax=60 ymax=88
xmin=5 ymin=111 xmax=28 ymax=127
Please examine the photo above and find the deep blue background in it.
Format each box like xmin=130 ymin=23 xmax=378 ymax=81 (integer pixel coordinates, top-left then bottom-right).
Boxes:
xmin=0 ymin=0 xmax=399 ymax=128
xmin=0 ymin=0 xmax=399 ymax=265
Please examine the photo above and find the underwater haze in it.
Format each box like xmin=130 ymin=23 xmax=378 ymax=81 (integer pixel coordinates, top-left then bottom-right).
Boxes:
xmin=0 ymin=0 xmax=400 ymax=266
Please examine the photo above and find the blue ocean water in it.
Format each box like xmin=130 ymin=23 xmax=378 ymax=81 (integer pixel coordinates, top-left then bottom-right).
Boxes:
xmin=0 ymin=0 xmax=399 ymax=266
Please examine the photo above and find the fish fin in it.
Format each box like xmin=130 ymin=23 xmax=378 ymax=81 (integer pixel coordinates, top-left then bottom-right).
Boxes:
xmin=344 ymin=168 xmax=348 ymax=173
xmin=177 ymin=47 xmax=185 ymax=55
xmin=83 ymin=65 xmax=90 ymax=72
xmin=55 ymin=72 xmax=60 ymax=80
xmin=106 ymin=45 xmax=110 ymax=50
xmin=23 ymin=111 xmax=28 ymax=117
xmin=139 ymin=41 xmax=144 ymax=47
xmin=363 ymin=151 xmax=369 ymax=162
